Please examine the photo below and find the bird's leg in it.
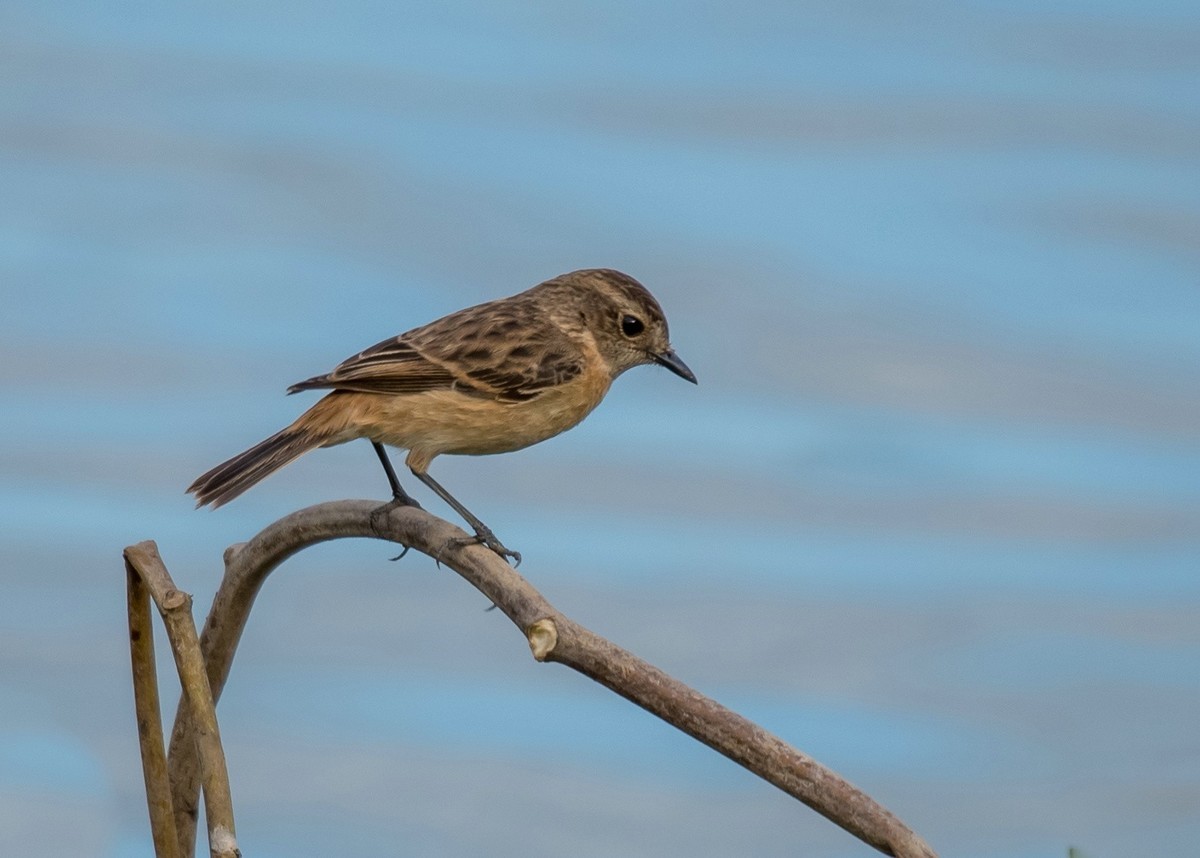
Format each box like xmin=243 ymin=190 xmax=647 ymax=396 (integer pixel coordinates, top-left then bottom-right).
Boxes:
xmin=373 ymin=442 xmax=420 ymax=506
xmin=371 ymin=442 xmax=420 ymax=561
xmin=412 ymin=468 xmax=521 ymax=566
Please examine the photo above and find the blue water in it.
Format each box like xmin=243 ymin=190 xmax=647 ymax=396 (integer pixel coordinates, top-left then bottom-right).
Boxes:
xmin=2 ymin=2 xmax=1197 ymax=856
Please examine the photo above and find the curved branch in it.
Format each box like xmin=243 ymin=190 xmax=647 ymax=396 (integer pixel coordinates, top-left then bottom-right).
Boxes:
xmin=166 ymin=500 xmax=936 ymax=858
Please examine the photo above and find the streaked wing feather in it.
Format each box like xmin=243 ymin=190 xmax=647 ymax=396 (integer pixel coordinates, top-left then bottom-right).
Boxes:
xmin=408 ymin=300 xmax=585 ymax=400
xmin=289 ymin=293 xmax=585 ymax=400
xmin=288 ymin=338 xmax=467 ymax=396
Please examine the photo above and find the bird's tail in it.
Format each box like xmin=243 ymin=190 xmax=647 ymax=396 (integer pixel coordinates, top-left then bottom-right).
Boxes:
xmin=188 ymin=391 xmax=364 ymax=507
xmin=187 ymin=393 xmax=364 ymax=506
xmin=188 ymin=424 xmax=326 ymax=508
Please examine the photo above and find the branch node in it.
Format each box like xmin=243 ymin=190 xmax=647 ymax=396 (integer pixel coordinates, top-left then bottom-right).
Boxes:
xmin=526 ymin=617 xmax=558 ymax=661
xmin=161 ymin=589 xmax=191 ymax=611
xmin=222 ymin=543 xmax=246 ymax=567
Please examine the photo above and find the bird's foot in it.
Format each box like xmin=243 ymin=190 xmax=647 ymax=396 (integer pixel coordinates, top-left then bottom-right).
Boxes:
xmin=448 ymin=525 xmax=521 ymax=566
xmin=432 ymin=528 xmax=520 ymax=566
xmin=371 ymin=490 xmax=422 ymax=525
xmin=388 ymin=489 xmax=422 ymax=509
xmin=370 ymin=493 xmax=421 ymax=561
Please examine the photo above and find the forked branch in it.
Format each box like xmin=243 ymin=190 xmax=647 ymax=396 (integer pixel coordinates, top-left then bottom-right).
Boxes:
xmin=150 ymin=500 xmax=935 ymax=858
xmin=125 ymin=541 xmax=239 ymax=858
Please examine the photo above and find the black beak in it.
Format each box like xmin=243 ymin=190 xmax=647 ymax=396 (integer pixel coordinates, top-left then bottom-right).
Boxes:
xmin=652 ymin=348 xmax=697 ymax=384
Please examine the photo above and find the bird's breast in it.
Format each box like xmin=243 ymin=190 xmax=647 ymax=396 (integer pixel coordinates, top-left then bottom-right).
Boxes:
xmin=360 ymin=359 xmax=613 ymax=467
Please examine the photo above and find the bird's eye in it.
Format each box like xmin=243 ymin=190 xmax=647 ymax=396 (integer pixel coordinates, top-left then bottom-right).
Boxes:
xmin=621 ymin=315 xmax=644 ymax=337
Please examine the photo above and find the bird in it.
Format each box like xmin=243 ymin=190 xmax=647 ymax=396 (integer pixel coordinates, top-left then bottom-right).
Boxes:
xmin=187 ymin=268 xmax=696 ymax=563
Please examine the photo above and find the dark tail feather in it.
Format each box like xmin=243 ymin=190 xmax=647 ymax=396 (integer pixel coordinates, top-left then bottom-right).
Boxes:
xmin=188 ymin=427 xmax=323 ymax=508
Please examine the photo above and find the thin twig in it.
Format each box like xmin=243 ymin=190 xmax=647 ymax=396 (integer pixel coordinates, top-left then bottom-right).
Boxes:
xmin=160 ymin=500 xmax=936 ymax=858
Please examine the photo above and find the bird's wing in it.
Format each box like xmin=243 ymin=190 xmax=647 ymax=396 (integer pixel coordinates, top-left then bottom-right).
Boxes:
xmin=288 ymin=297 xmax=584 ymax=401
xmin=287 ymin=338 xmax=463 ymax=396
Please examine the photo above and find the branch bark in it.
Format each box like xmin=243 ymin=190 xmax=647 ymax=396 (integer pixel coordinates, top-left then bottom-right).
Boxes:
xmin=161 ymin=499 xmax=936 ymax=858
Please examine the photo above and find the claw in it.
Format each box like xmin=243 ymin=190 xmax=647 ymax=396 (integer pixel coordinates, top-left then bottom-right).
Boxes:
xmin=468 ymin=526 xmax=521 ymax=566
xmin=432 ymin=530 xmax=521 ymax=566
xmin=370 ymin=498 xmax=418 ymax=559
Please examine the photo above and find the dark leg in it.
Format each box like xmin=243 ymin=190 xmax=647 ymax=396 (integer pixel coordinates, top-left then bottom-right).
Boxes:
xmin=412 ymin=468 xmax=521 ymax=565
xmin=371 ymin=443 xmax=419 ymax=561
xmin=373 ymin=442 xmax=419 ymax=506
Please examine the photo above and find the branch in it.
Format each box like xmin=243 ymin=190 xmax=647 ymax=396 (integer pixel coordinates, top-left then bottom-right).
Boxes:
xmin=124 ymin=541 xmax=239 ymax=858
xmin=163 ymin=500 xmax=936 ymax=858
xmin=125 ymin=555 xmax=179 ymax=858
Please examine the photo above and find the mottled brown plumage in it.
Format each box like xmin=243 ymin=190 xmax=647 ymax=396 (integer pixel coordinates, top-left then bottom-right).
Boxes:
xmin=188 ymin=268 xmax=695 ymax=562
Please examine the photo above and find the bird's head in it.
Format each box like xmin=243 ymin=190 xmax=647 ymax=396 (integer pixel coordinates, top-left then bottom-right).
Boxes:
xmin=549 ymin=268 xmax=697 ymax=384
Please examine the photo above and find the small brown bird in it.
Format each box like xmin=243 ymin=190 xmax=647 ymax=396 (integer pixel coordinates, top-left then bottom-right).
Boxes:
xmin=188 ymin=268 xmax=696 ymax=562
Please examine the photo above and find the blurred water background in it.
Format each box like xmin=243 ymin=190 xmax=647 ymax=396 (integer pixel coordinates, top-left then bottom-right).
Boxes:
xmin=2 ymin=2 xmax=1198 ymax=856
